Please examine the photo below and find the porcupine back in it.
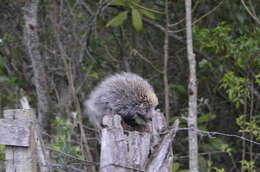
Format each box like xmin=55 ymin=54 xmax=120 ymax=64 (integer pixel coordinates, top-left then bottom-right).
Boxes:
xmin=84 ymin=72 xmax=158 ymax=129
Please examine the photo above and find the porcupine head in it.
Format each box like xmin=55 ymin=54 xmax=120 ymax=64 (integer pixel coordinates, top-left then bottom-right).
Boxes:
xmin=84 ymin=72 xmax=158 ymax=129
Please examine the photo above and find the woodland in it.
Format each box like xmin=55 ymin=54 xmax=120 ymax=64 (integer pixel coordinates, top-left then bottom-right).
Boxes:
xmin=0 ymin=0 xmax=260 ymax=172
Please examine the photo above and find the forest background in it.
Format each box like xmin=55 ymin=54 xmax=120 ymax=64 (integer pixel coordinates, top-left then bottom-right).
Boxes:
xmin=0 ymin=0 xmax=260 ymax=171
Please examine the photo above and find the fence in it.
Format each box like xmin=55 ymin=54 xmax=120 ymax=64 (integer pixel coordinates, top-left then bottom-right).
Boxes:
xmin=0 ymin=109 xmax=37 ymax=172
xmin=1 ymin=107 xmax=260 ymax=172
xmin=0 ymin=108 xmax=179 ymax=172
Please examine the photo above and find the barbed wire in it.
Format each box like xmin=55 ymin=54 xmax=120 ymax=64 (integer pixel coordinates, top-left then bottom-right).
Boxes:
xmin=1 ymin=127 xmax=260 ymax=171
xmin=173 ymin=151 xmax=226 ymax=160
xmin=1 ymin=118 xmax=260 ymax=171
xmin=177 ymin=127 xmax=260 ymax=146
xmin=45 ymin=146 xmax=98 ymax=165
xmin=3 ymin=109 xmax=259 ymax=147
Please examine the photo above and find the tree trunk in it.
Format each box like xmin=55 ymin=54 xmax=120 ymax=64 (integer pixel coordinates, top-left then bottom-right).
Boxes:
xmin=23 ymin=0 xmax=50 ymax=131
xmin=185 ymin=0 xmax=199 ymax=172
xmin=164 ymin=0 xmax=170 ymax=122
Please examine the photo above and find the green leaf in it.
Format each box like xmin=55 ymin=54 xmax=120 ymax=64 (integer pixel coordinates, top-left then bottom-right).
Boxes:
xmin=172 ymin=162 xmax=180 ymax=172
xmin=131 ymin=8 xmax=143 ymax=31
xmin=111 ymin=0 xmax=126 ymax=6
xmin=256 ymin=73 xmax=260 ymax=85
xmin=89 ymin=72 xmax=99 ymax=79
xmin=53 ymin=145 xmax=61 ymax=151
xmin=170 ymin=84 xmax=186 ymax=95
xmin=198 ymin=113 xmax=216 ymax=123
xmin=140 ymin=8 xmax=156 ymax=20
xmin=199 ymin=59 xmax=209 ymax=68
xmin=106 ymin=11 xmax=128 ymax=27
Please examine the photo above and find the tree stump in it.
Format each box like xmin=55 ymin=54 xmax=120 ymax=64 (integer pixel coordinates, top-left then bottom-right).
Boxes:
xmin=100 ymin=110 xmax=179 ymax=172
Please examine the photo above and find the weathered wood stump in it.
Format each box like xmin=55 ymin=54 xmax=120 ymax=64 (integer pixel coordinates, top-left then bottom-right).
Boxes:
xmin=2 ymin=109 xmax=37 ymax=172
xmin=100 ymin=110 xmax=179 ymax=172
xmin=1 ymin=106 xmax=48 ymax=172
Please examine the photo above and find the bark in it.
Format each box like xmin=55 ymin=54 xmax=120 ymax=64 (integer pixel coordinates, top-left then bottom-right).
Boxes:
xmin=164 ymin=0 xmax=170 ymax=121
xmin=23 ymin=0 xmax=50 ymax=131
xmin=185 ymin=0 xmax=199 ymax=172
xmin=146 ymin=119 xmax=179 ymax=172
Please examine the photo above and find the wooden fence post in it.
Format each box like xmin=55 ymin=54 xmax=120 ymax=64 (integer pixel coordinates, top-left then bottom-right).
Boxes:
xmin=99 ymin=110 xmax=179 ymax=172
xmin=3 ymin=109 xmax=37 ymax=172
xmin=20 ymin=97 xmax=49 ymax=172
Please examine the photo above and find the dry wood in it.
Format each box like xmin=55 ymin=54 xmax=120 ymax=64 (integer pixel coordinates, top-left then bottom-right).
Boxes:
xmin=4 ymin=109 xmax=37 ymax=172
xmin=100 ymin=110 xmax=179 ymax=172
xmin=20 ymin=97 xmax=49 ymax=172
xmin=146 ymin=119 xmax=179 ymax=172
xmin=0 ymin=119 xmax=30 ymax=147
xmin=100 ymin=115 xmax=149 ymax=172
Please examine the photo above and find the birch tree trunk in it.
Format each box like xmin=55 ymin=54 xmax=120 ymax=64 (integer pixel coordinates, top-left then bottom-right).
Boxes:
xmin=164 ymin=0 xmax=170 ymax=122
xmin=185 ymin=0 xmax=199 ymax=172
xmin=23 ymin=0 xmax=50 ymax=131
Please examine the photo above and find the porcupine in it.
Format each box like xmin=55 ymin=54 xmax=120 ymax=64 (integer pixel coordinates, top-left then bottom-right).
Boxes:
xmin=84 ymin=72 xmax=158 ymax=130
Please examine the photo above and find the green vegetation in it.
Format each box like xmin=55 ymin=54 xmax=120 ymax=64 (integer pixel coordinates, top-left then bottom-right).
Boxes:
xmin=0 ymin=0 xmax=259 ymax=171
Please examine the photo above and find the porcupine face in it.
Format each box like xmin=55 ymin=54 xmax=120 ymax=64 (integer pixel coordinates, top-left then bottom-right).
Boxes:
xmin=131 ymin=89 xmax=158 ymax=121
xmin=106 ymin=72 xmax=158 ymax=121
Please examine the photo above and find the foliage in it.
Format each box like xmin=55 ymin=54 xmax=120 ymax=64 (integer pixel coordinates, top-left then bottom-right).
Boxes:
xmin=213 ymin=168 xmax=225 ymax=172
xmin=240 ymin=160 xmax=256 ymax=172
xmin=1 ymin=0 xmax=260 ymax=171
xmin=220 ymin=72 xmax=250 ymax=108
xmin=0 ymin=145 xmax=4 ymax=161
xmin=193 ymin=23 xmax=232 ymax=54
xmin=49 ymin=117 xmax=82 ymax=162
xmin=172 ymin=162 xmax=188 ymax=172
xmin=106 ymin=0 xmax=156 ymax=31
xmin=106 ymin=11 xmax=129 ymax=27
xmin=237 ymin=115 xmax=260 ymax=140
xmin=193 ymin=9 xmax=260 ymax=171
xmin=194 ymin=24 xmax=260 ymax=71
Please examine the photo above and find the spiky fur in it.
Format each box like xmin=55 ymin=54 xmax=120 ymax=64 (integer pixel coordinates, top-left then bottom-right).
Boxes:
xmin=84 ymin=72 xmax=158 ymax=129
